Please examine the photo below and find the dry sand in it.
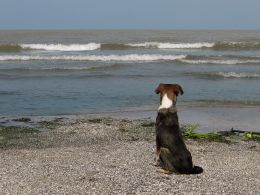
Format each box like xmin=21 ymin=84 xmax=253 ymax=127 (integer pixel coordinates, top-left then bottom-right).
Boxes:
xmin=0 ymin=117 xmax=259 ymax=194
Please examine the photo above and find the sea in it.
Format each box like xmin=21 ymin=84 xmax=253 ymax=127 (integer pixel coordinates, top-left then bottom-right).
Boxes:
xmin=1 ymin=30 xmax=260 ymax=116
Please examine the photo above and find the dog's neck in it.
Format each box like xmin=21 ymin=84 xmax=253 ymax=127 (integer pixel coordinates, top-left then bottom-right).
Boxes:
xmin=158 ymin=94 xmax=177 ymax=113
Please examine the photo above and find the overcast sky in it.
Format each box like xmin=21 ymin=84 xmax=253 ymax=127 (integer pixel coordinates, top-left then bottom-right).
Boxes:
xmin=0 ymin=0 xmax=260 ymax=29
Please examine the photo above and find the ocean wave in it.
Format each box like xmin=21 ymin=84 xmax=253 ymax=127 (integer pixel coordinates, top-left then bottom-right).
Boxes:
xmin=179 ymin=59 xmax=260 ymax=65
xmin=0 ymin=63 xmax=124 ymax=72
xmin=0 ymin=67 xmax=96 ymax=71
xmin=0 ymin=54 xmax=186 ymax=62
xmin=0 ymin=42 xmax=215 ymax=52
xmin=217 ymin=72 xmax=260 ymax=78
xmin=0 ymin=44 xmax=25 ymax=52
xmin=0 ymin=91 xmax=21 ymax=95
xmin=20 ymin=43 xmax=101 ymax=51
xmin=185 ymin=100 xmax=260 ymax=107
xmin=213 ymin=41 xmax=260 ymax=50
xmin=1 ymin=41 xmax=260 ymax=52
xmin=184 ymin=71 xmax=260 ymax=79
xmin=126 ymin=42 xmax=214 ymax=49
xmin=101 ymin=41 xmax=260 ymax=50
xmin=1 ymin=54 xmax=260 ymax=64
xmin=178 ymin=55 xmax=260 ymax=65
xmin=100 ymin=42 xmax=215 ymax=49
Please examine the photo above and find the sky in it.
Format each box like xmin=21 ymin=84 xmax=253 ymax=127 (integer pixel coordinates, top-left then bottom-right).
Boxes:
xmin=0 ymin=0 xmax=260 ymax=29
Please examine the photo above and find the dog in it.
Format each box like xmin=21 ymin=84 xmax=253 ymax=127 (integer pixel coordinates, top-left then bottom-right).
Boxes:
xmin=155 ymin=83 xmax=203 ymax=174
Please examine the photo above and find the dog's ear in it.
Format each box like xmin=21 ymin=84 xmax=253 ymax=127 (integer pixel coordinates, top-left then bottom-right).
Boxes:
xmin=155 ymin=83 xmax=164 ymax=94
xmin=173 ymin=84 xmax=184 ymax=96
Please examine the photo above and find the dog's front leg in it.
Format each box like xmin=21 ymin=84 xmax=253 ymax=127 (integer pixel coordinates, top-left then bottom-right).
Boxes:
xmin=154 ymin=136 xmax=161 ymax=166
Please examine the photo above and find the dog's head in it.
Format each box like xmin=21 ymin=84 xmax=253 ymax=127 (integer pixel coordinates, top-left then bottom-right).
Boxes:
xmin=155 ymin=83 xmax=183 ymax=109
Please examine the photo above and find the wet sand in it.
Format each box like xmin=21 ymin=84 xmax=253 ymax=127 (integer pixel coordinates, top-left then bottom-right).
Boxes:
xmin=86 ymin=105 xmax=260 ymax=133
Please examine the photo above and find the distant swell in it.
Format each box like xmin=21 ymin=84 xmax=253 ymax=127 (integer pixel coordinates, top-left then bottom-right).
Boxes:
xmin=0 ymin=54 xmax=186 ymax=62
xmin=0 ymin=44 xmax=25 ymax=52
xmin=213 ymin=42 xmax=260 ymax=50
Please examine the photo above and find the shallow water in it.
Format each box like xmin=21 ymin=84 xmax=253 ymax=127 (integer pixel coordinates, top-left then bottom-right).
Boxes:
xmin=0 ymin=30 xmax=260 ymax=116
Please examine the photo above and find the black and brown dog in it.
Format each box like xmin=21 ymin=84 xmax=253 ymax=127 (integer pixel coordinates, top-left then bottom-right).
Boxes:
xmin=155 ymin=83 xmax=203 ymax=174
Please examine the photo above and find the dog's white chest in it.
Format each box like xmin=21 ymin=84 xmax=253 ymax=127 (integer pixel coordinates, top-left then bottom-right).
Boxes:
xmin=158 ymin=94 xmax=173 ymax=110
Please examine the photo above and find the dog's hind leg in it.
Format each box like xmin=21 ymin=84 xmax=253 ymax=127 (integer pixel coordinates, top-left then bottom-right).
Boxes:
xmin=159 ymin=168 xmax=173 ymax=174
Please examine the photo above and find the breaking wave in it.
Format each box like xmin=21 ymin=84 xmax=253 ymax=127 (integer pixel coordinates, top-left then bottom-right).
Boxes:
xmin=101 ymin=41 xmax=260 ymax=50
xmin=0 ymin=54 xmax=186 ymax=62
xmin=0 ymin=43 xmax=100 ymax=52
xmin=0 ymin=42 xmax=215 ymax=52
xmin=217 ymin=72 xmax=260 ymax=78
xmin=126 ymin=42 xmax=214 ymax=49
xmin=20 ymin=43 xmax=101 ymax=51
xmin=179 ymin=59 xmax=260 ymax=65
xmin=1 ymin=54 xmax=260 ymax=65
xmin=178 ymin=55 xmax=260 ymax=65
xmin=184 ymin=72 xmax=260 ymax=79
xmin=1 ymin=41 xmax=260 ymax=52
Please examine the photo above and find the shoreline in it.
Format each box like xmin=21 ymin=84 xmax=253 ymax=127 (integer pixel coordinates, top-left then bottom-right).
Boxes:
xmin=1 ymin=104 xmax=260 ymax=133
xmin=0 ymin=117 xmax=259 ymax=194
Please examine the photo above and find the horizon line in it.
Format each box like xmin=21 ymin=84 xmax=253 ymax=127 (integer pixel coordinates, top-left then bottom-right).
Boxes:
xmin=0 ymin=28 xmax=260 ymax=31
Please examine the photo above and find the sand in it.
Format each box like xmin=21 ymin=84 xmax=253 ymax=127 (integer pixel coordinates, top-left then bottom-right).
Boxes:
xmin=0 ymin=117 xmax=259 ymax=194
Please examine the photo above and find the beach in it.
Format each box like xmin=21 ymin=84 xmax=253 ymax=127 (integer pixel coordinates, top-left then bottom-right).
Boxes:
xmin=0 ymin=116 xmax=260 ymax=194
xmin=1 ymin=29 xmax=260 ymax=194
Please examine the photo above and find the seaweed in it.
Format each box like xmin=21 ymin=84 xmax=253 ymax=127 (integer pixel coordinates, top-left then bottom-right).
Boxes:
xmin=242 ymin=132 xmax=260 ymax=141
xmin=182 ymin=124 xmax=230 ymax=143
xmin=38 ymin=118 xmax=64 ymax=129
xmin=0 ymin=126 xmax=39 ymax=149
xmin=141 ymin=121 xmax=155 ymax=127
xmin=12 ymin=117 xmax=31 ymax=122
xmin=0 ymin=126 xmax=37 ymax=135
xmin=88 ymin=118 xmax=103 ymax=123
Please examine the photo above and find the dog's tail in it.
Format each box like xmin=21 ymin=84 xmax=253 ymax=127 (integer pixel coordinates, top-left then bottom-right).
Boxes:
xmin=182 ymin=166 xmax=203 ymax=174
xmin=193 ymin=166 xmax=203 ymax=174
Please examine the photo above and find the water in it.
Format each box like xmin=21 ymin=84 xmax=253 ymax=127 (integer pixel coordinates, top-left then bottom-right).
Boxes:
xmin=1 ymin=30 xmax=260 ymax=116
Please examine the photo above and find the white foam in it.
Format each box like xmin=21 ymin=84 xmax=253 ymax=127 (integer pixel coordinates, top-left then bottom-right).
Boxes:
xmin=217 ymin=72 xmax=260 ymax=78
xmin=127 ymin=42 xmax=214 ymax=49
xmin=17 ymin=67 xmax=95 ymax=71
xmin=0 ymin=54 xmax=186 ymax=62
xmin=20 ymin=43 xmax=101 ymax=51
xmin=179 ymin=59 xmax=260 ymax=65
